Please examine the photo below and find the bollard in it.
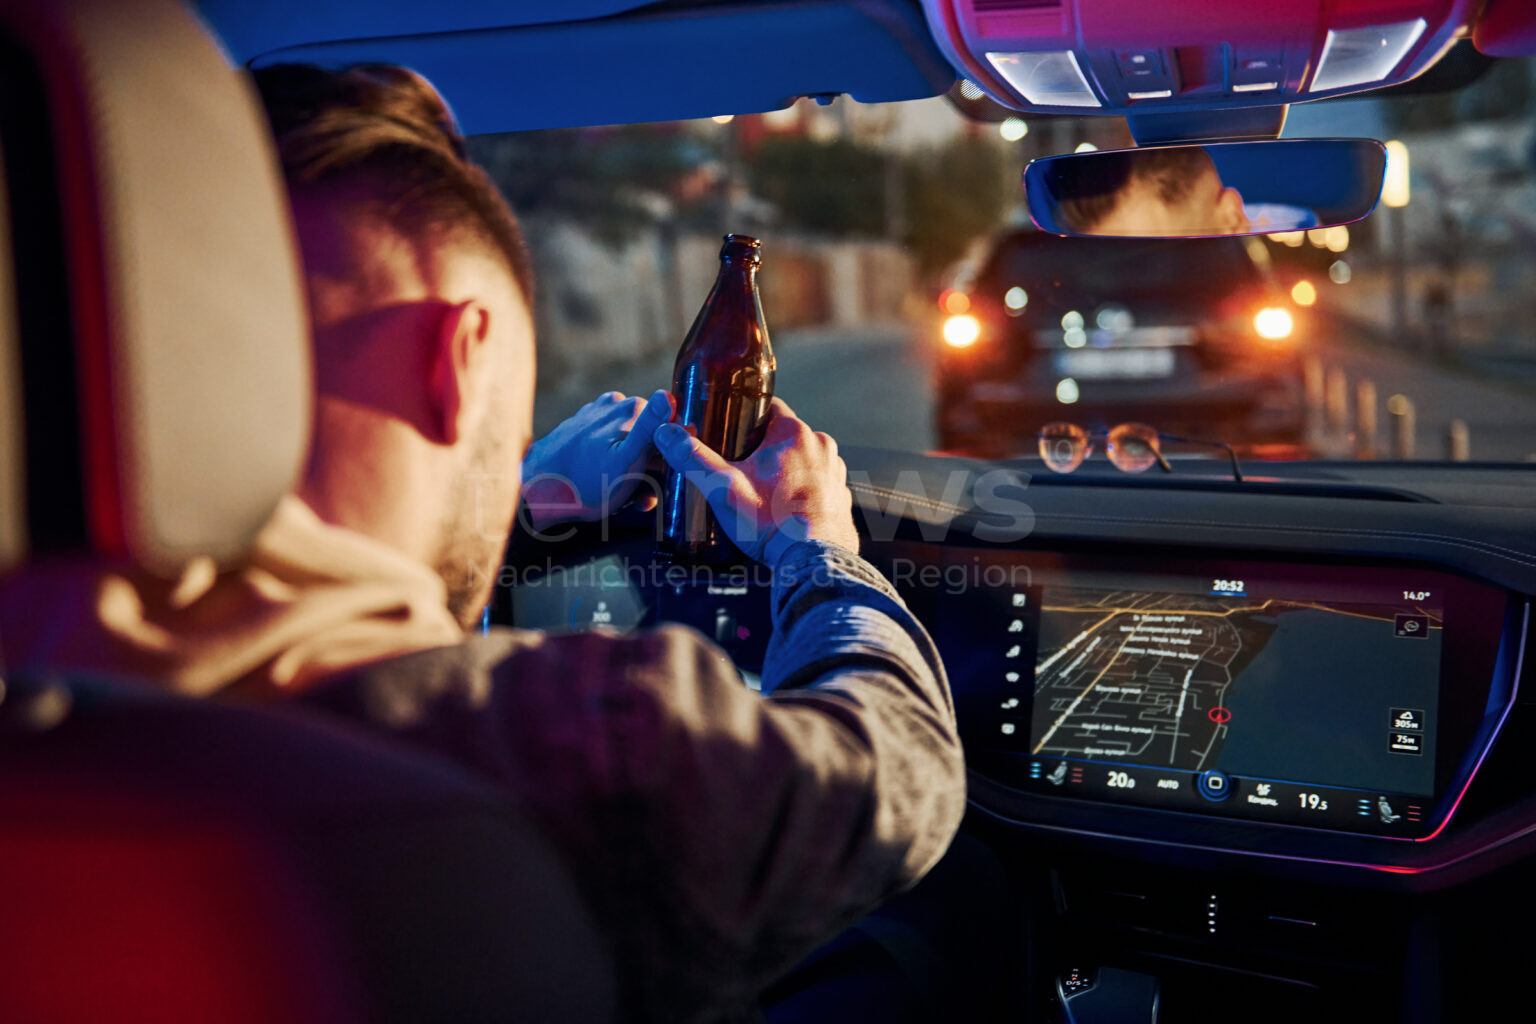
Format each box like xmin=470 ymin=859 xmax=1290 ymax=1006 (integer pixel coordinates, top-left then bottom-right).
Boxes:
xmin=1388 ymin=394 xmax=1416 ymax=460
xmin=1355 ymin=379 xmax=1377 ymax=460
xmin=1325 ymin=365 xmax=1349 ymax=440
xmin=1445 ymin=419 xmax=1470 ymax=462
xmin=1303 ymin=355 xmax=1325 ymax=440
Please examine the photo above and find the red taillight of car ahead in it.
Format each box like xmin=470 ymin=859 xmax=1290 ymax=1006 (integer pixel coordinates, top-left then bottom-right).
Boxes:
xmin=939 ymin=289 xmax=971 ymax=315
xmin=1254 ymin=307 xmax=1294 ymax=340
xmin=942 ymin=313 xmax=981 ymax=348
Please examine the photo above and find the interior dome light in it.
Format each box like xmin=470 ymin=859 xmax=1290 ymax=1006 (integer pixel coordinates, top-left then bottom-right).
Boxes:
xmin=1310 ymin=20 xmax=1427 ymax=93
xmin=985 ymin=51 xmax=1101 ymax=108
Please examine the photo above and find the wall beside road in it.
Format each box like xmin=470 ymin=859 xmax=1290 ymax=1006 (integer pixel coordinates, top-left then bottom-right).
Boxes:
xmin=1317 ymin=119 xmax=1536 ymax=368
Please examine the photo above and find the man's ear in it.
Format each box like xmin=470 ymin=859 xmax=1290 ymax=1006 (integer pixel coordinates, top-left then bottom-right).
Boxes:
xmin=1216 ymin=187 xmax=1249 ymax=234
xmin=426 ymin=300 xmax=491 ymax=446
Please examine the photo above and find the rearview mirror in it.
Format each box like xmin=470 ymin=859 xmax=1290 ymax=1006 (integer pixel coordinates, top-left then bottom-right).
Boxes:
xmin=1024 ymin=139 xmax=1387 ymax=239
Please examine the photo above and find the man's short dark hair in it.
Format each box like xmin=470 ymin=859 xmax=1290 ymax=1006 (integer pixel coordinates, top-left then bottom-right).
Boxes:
xmin=1050 ymin=146 xmax=1215 ymax=233
xmin=253 ymin=63 xmax=535 ymax=307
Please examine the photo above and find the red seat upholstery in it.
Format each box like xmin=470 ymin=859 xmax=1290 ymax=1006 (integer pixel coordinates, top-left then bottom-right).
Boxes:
xmin=0 ymin=779 xmax=363 ymax=1023
xmin=0 ymin=675 xmax=618 ymax=1022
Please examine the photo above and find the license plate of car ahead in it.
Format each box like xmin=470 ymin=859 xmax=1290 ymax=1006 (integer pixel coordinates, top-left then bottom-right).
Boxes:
xmin=1053 ymin=347 xmax=1176 ymax=379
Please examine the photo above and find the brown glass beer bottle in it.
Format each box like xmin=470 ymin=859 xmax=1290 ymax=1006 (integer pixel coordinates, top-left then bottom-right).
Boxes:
xmin=658 ymin=234 xmax=776 ymax=563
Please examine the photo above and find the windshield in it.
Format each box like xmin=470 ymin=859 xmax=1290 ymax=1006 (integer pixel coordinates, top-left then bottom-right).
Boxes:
xmin=976 ymin=235 xmax=1266 ymax=320
xmin=472 ymin=49 xmax=1536 ymax=465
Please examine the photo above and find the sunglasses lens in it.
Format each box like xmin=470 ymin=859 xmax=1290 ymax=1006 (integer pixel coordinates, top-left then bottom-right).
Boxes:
xmin=1038 ymin=422 xmax=1089 ymax=473
xmin=1107 ymin=422 xmax=1161 ymax=473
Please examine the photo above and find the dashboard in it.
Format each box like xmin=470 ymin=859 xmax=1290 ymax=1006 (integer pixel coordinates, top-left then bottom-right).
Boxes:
xmin=501 ymin=449 xmax=1532 ymax=855
xmin=504 ymin=531 xmax=1522 ymax=851
xmin=497 ymin=449 xmax=1536 ymax=1021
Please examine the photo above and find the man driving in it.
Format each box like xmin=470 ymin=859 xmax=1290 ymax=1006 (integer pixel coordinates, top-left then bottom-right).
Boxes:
xmin=0 ymin=63 xmax=964 ymax=1023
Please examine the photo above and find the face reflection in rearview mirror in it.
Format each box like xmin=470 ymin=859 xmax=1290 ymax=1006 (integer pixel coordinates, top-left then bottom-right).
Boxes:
xmin=1023 ymin=139 xmax=1387 ymax=239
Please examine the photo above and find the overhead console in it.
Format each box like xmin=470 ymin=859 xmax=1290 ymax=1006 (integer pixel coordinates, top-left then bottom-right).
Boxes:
xmin=920 ymin=0 xmax=1480 ymax=124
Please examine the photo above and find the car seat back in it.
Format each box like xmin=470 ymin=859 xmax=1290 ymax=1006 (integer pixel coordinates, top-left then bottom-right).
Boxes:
xmin=0 ymin=2 xmax=616 ymax=1019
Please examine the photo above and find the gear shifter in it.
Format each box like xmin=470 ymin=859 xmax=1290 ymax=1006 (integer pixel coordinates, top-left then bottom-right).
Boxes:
xmin=1056 ymin=967 xmax=1160 ymax=1024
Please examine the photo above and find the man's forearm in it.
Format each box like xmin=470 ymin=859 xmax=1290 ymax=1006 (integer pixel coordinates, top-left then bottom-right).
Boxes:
xmin=763 ymin=539 xmax=950 ymax=708
xmin=760 ymin=539 xmax=964 ymax=887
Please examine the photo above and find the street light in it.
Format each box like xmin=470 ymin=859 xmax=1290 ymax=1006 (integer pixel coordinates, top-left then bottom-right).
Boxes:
xmin=1383 ymin=140 xmax=1410 ymax=208
xmin=1382 ymin=140 xmax=1410 ymax=343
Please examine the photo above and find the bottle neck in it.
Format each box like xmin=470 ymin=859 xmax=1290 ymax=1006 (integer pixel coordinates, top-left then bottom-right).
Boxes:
xmin=712 ymin=259 xmax=757 ymax=300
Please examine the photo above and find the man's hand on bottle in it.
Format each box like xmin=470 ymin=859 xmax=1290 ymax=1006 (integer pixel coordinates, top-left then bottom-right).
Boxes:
xmin=654 ymin=398 xmax=859 ymax=566
xmin=521 ymin=389 xmax=675 ymax=532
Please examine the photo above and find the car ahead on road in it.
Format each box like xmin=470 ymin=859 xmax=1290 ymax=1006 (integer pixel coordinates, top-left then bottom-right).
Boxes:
xmin=4 ymin=2 xmax=1536 ymax=1024
xmin=935 ymin=229 xmax=1306 ymax=459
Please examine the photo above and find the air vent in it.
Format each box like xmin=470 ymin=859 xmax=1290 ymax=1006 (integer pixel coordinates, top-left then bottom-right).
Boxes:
xmin=973 ymin=0 xmax=1062 ymax=11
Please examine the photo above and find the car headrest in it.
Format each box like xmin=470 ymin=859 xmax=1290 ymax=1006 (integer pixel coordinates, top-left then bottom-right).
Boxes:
xmin=0 ymin=0 xmax=310 ymax=578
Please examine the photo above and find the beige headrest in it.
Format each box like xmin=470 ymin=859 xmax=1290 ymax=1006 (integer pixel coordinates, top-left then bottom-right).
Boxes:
xmin=0 ymin=0 xmax=310 ymax=577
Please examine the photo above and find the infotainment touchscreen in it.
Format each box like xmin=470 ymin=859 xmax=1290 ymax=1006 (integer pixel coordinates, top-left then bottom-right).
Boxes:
xmin=899 ymin=550 xmax=1507 ymax=839
xmin=1029 ymin=577 xmax=1439 ymax=793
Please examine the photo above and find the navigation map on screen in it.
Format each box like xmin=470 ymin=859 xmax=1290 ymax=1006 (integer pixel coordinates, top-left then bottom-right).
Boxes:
xmin=1027 ymin=582 xmax=1443 ymax=796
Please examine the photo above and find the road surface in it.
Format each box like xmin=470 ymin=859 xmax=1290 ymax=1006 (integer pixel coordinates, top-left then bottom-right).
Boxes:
xmin=534 ymin=317 xmax=1536 ymax=464
xmin=534 ymin=325 xmax=935 ymax=450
